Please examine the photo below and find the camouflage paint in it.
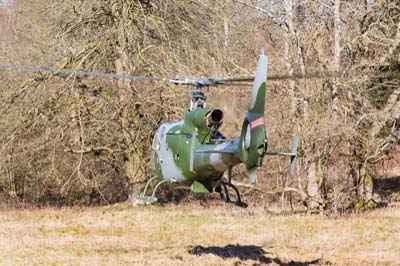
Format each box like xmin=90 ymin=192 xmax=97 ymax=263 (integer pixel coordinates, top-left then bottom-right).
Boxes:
xmin=150 ymin=54 xmax=269 ymax=191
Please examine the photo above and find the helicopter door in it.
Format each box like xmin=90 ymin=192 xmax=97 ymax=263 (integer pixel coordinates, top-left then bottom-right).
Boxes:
xmin=153 ymin=122 xmax=186 ymax=182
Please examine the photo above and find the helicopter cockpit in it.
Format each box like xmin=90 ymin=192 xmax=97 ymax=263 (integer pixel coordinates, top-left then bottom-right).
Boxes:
xmin=150 ymin=124 xmax=165 ymax=171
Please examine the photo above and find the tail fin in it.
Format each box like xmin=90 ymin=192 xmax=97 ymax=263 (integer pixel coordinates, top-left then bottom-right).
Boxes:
xmin=238 ymin=53 xmax=268 ymax=183
xmin=249 ymin=53 xmax=268 ymax=114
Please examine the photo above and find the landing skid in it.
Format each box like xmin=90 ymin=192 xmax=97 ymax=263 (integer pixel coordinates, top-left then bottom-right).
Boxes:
xmin=132 ymin=195 xmax=157 ymax=206
xmin=134 ymin=172 xmax=248 ymax=208
xmin=133 ymin=176 xmax=169 ymax=206
xmin=216 ymin=168 xmax=248 ymax=208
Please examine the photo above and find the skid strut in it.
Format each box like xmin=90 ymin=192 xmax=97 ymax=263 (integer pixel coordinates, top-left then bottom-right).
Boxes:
xmin=133 ymin=176 xmax=170 ymax=206
xmin=216 ymin=168 xmax=248 ymax=208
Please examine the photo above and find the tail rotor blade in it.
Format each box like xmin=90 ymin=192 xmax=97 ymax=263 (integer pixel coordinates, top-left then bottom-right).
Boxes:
xmin=290 ymin=135 xmax=299 ymax=176
xmin=265 ymin=135 xmax=299 ymax=176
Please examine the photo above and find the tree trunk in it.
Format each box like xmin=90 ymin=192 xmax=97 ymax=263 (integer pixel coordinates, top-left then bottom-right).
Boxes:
xmin=356 ymin=162 xmax=376 ymax=210
xmin=306 ymin=157 xmax=324 ymax=212
xmin=113 ymin=3 xmax=146 ymax=196
xmin=332 ymin=0 xmax=341 ymax=119
xmin=285 ymin=0 xmax=307 ymax=118
xmin=284 ymin=0 xmax=296 ymax=114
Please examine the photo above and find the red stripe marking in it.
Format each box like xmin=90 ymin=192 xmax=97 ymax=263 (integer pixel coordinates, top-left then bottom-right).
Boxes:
xmin=250 ymin=117 xmax=264 ymax=129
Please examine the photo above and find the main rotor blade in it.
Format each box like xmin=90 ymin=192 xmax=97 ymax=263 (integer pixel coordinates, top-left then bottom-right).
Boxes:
xmin=222 ymin=68 xmax=400 ymax=82
xmin=267 ymin=71 xmax=400 ymax=80
xmin=217 ymin=82 xmax=251 ymax=87
xmin=221 ymin=74 xmax=323 ymax=82
xmin=0 ymin=64 xmax=167 ymax=81
xmin=2 ymin=64 xmax=397 ymax=85
xmin=221 ymin=73 xmax=334 ymax=82
xmin=221 ymin=77 xmax=254 ymax=82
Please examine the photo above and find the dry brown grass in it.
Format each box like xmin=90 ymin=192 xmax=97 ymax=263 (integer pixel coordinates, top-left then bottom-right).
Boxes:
xmin=0 ymin=201 xmax=399 ymax=266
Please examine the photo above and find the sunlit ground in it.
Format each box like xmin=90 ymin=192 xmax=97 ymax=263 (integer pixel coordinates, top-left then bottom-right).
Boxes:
xmin=0 ymin=201 xmax=399 ymax=266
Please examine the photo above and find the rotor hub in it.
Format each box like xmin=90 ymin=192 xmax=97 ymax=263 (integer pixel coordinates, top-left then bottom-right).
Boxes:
xmin=190 ymin=85 xmax=207 ymax=110
xmin=169 ymin=77 xmax=222 ymax=110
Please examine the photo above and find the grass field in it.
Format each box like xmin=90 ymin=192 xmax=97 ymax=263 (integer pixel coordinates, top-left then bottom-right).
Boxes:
xmin=0 ymin=201 xmax=399 ymax=266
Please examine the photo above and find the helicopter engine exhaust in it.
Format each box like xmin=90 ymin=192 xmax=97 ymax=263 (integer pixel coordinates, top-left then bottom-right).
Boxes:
xmin=206 ymin=109 xmax=223 ymax=128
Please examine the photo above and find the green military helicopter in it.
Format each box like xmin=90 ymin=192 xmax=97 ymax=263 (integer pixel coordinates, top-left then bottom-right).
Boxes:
xmin=137 ymin=52 xmax=298 ymax=207
xmin=0 ymin=52 xmax=298 ymax=207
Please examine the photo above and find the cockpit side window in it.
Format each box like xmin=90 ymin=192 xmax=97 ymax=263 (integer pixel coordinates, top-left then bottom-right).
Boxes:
xmin=152 ymin=134 xmax=160 ymax=150
xmin=153 ymin=124 xmax=167 ymax=151
xmin=157 ymin=124 xmax=166 ymax=141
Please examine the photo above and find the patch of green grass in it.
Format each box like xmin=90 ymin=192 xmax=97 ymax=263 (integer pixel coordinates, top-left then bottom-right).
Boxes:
xmin=173 ymin=214 xmax=221 ymax=226
xmin=54 ymin=224 xmax=90 ymax=236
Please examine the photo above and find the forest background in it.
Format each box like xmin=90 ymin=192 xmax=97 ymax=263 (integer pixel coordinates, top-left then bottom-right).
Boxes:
xmin=0 ymin=0 xmax=399 ymax=212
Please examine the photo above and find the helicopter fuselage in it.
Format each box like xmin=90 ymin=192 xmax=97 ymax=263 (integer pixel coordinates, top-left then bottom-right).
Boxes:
xmin=148 ymin=53 xmax=271 ymax=194
xmin=150 ymin=108 xmax=241 ymax=192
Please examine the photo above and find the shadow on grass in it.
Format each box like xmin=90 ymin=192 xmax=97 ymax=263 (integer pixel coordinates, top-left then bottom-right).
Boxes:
xmin=375 ymin=175 xmax=400 ymax=202
xmin=189 ymin=244 xmax=321 ymax=266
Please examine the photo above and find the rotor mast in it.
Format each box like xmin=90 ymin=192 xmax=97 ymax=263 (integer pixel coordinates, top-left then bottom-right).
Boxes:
xmin=190 ymin=84 xmax=207 ymax=110
xmin=169 ymin=77 xmax=222 ymax=111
